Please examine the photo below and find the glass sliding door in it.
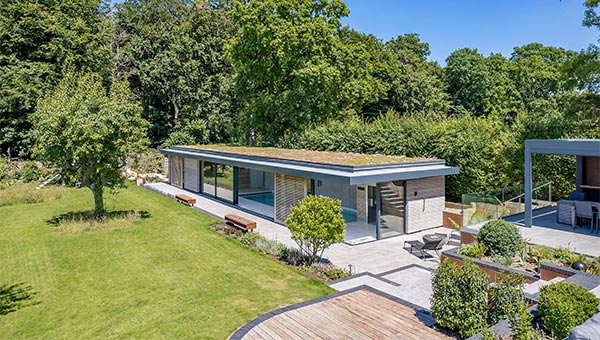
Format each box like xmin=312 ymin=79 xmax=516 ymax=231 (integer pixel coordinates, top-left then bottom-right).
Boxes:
xmin=216 ymin=164 xmax=234 ymax=202
xmin=202 ymin=162 xmax=216 ymax=197
xmin=379 ymin=180 xmax=405 ymax=238
xmin=237 ymin=168 xmax=274 ymax=218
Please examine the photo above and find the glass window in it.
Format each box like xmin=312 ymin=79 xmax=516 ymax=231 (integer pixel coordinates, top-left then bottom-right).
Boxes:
xmin=203 ymin=162 xmax=216 ymax=196
xmin=380 ymin=181 xmax=405 ymax=237
xmin=216 ymin=164 xmax=234 ymax=202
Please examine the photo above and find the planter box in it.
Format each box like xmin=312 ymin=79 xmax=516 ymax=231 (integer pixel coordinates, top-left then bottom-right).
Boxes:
xmin=442 ymin=209 xmax=463 ymax=228
xmin=441 ymin=248 xmax=539 ymax=284
xmin=539 ymin=262 xmax=579 ymax=281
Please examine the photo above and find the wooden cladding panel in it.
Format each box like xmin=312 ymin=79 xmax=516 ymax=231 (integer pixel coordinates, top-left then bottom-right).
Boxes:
xmin=406 ymin=176 xmax=445 ymax=233
xmin=170 ymin=156 xmax=183 ymax=188
xmin=274 ymin=174 xmax=307 ymax=223
xmin=183 ymin=158 xmax=200 ymax=192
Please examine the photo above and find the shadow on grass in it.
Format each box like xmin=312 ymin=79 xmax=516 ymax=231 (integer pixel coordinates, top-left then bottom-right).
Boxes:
xmin=47 ymin=210 xmax=151 ymax=226
xmin=0 ymin=283 xmax=39 ymax=316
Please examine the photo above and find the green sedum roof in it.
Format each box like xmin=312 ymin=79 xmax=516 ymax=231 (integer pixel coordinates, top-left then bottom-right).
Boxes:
xmin=181 ymin=145 xmax=432 ymax=166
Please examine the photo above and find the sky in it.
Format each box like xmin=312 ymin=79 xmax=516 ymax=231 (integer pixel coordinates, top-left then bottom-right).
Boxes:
xmin=341 ymin=0 xmax=598 ymax=64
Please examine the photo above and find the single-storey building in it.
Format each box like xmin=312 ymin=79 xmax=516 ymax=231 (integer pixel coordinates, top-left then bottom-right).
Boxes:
xmin=161 ymin=145 xmax=459 ymax=243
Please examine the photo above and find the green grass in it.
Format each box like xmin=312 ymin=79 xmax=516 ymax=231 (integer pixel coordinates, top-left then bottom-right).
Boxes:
xmin=0 ymin=182 xmax=66 ymax=207
xmin=0 ymin=185 xmax=333 ymax=339
xmin=182 ymin=144 xmax=427 ymax=166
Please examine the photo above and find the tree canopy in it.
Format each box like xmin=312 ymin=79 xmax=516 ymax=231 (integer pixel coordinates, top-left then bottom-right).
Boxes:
xmin=31 ymin=72 xmax=148 ymax=216
xmin=0 ymin=0 xmax=598 ymax=202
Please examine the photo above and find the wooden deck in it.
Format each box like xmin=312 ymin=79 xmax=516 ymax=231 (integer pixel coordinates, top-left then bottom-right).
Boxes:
xmin=233 ymin=288 xmax=453 ymax=340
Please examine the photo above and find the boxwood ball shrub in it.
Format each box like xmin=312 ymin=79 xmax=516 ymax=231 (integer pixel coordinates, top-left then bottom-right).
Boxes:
xmin=538 ymin=282 xmax=600 ymax=339
xmin=477 ymin=219 xmax=522 ymax=257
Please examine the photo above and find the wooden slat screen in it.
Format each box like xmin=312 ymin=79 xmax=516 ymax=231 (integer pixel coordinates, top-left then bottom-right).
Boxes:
xmin=183 ymin=158 xmax=200 ymax=192
xmin=274 ymin=174 xmax=307 ymax=223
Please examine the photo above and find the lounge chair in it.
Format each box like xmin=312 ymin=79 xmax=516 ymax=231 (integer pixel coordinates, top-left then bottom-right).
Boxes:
xmin=404 ymin=235 xmax=447 ymax=260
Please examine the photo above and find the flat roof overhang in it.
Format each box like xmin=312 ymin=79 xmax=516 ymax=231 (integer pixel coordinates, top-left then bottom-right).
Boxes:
xmin=162 ymin=146 xmax=459 ymax=185
xmin=525 ymin=139 xmax=600 ymax=157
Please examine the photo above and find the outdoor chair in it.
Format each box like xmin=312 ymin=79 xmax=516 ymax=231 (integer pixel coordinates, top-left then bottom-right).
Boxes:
xmin=404 ymin=235 xmax=447 ymax=260
xmin=575 ymin=201 xmax=594 ymax=230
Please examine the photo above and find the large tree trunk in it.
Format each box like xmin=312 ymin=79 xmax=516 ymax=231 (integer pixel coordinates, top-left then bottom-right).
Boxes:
xmin=89 ymin=184 xmax=105 ymax=218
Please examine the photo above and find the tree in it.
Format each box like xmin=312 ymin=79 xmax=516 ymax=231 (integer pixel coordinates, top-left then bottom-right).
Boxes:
xmin=285 ymin=195 xmax=345 ymax=264
xmin=227 ymin=0 xmax=384 ymax=144
xmin=381 ymin=34 xmax=451 ymax=117
xmin=0 ymin=0 xmax=111 ymax=157
xmin=510 ymin=43 xmax=573 ymax=104
xmin=445 ymin=48 xmax=492 ymax=116
xmin=31 ymin=73 xmax=148 ymax=216
xmin=115 ymin=0 xmax=236 ymax=146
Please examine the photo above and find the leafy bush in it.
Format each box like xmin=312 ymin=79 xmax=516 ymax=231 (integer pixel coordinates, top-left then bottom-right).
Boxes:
xmin=255 ymin=238 xmax=284 ymax=255
xmin=18 ymin=161 xmax=42 ymax=182
xmin=430 ymin=258 xmax=489 ymax=338
xmin=285 ymin=195 xmax=345 ymax=264
xmin=552 ymin=246 xmax=574 ymax=264
xmin=538 ymin=282 xmax=600 ymax=339
xmin=587 ymin=256 xmax=600 ymax=275
xmin=279 ymin=246 xmax=308 ymax=266
xmin=458 ymin=241 xmax=487 ymax=258
xmin=131 ymin=149 xmax=164 ymax=174
xmin=325 ymin=268 xmax=348 ymax=280
xmin=239 ymin=232 xmax=262 ymax=247
xmin=488 ymin=272 xmax=525 ymax=325
xmin=477 ymin=219 xmax=522 ymax=257
xmin=479 ymin=326 xmax=500 ymax=340
xmin=509 ymin=300 xmax=535 ymax=340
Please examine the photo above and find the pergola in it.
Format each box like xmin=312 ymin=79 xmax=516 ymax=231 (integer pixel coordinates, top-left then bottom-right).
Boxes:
xmin=524 ymin=139 xmax=600 ymax=227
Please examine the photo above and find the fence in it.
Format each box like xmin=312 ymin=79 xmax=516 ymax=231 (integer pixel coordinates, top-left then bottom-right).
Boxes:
xmin=461 ymin=181 xmax=553 ymax=226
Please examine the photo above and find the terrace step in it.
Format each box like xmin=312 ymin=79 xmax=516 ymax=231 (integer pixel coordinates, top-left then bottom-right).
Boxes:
xmin=523 ymin=277 xmax=564 ymax=295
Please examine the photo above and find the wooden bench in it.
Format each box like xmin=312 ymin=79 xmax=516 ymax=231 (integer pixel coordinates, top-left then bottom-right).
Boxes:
xmin=175 ymin=193 xmax=196 ymax=206
xmin=225 ymin=214 xmax=256 ymax=232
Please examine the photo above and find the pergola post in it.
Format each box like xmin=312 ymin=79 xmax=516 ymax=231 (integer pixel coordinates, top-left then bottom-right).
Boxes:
xmin=524 ymin=142 xmax=533 ymax=227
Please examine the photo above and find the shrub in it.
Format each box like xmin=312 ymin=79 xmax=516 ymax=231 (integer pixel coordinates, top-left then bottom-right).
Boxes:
xmin=538 ymin=282 xmax=599 ymax=339
xmin=509 ymin=300 xmax=535 ymax=340
xmin=285 ymin=195 xmax=345 ymax=264
xmin=458 ymin=241 xmax=487 ymax=258
xmin=131 ymin=149 xmax=163 ymax=174
xmin=479 ymin=326 xmax=500 ymax=340
xmin=279 ymin=246 xmax=308 ymax=266
xmin=255 ymin=238 xmax=283 ymax=255
xmin=239 ymin=232 xmax=262 ymax=247
xmin=552 ymin=246 xmax=574 ymax=264
xmin=477 ymin=219 xmax=522 ymax=257
xmin=586 ymin=256 xmax=600 ymax=275
xmin=488 ymin=272 xmax=525 ymax=325
xmin=325 ymin=268 xmax=348 ymax=280
xmin=430 ymin=258 xmax=489 ymax=338
xmin=18 ymin=161 xmax=41 ymax=182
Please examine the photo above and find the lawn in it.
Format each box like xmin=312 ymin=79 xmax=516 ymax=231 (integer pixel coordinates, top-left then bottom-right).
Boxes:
xmin=0 ymin=184 xmax=333 ymax=339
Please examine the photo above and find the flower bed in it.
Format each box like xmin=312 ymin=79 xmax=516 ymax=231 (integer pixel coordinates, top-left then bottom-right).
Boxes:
xmin=210 ymin=224 xmax=349 ymax=282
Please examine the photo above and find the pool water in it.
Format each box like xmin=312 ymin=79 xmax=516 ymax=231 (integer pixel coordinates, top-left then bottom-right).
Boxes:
xmin=342 ymin=209 xmax=357 ymax=223
xmin=240 ymin=192 xmax=275 ymax=206
xmin=240 ymin=192 xmax=358 ymax=223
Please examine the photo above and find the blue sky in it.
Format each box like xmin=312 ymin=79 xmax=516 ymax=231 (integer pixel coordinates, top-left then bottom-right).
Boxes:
xmin=342 ymin=0 xmax=598 ymax=64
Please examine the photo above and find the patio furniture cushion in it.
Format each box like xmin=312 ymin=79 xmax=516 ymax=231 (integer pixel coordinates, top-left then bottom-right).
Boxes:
xmin=570 ymin=192 xmax=586 ymax=201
